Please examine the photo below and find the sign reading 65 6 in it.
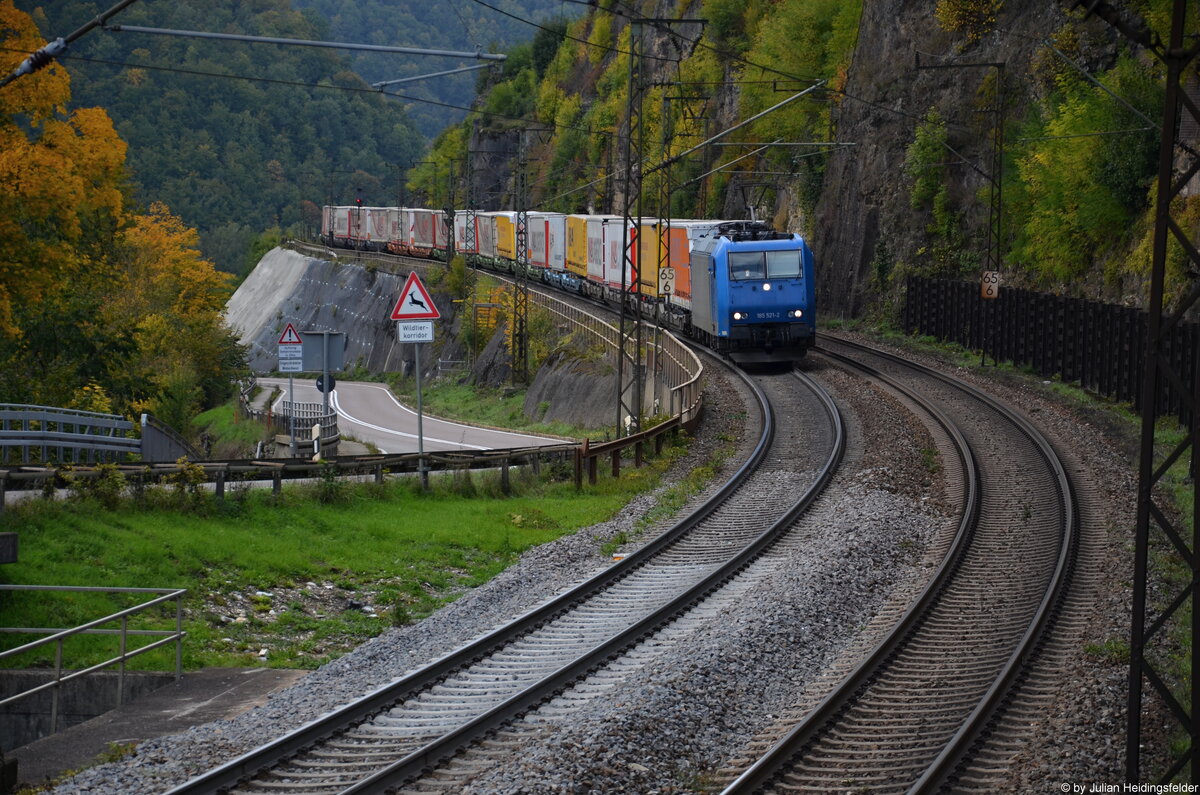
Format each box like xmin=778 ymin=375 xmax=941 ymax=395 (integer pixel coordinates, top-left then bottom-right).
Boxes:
xmin=981 ymin=270 xmax=1001 ymax=300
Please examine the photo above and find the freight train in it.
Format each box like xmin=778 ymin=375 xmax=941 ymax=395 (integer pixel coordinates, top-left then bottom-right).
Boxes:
xmin=320 ymin=205 xmax=815 ymax=364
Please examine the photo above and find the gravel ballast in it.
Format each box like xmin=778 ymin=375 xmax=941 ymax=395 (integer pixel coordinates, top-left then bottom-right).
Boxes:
xmin=47 ymin=338 xmax=1165 ymax=793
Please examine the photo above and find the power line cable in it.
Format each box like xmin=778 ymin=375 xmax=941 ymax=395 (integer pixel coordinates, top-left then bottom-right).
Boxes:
xmin=16 ymin=47 xmax=623 ymax=141
xmin=464 ymin=0 xmax=681 ymax=63
xmin=0 ymin=0 xmax=140 ymax=88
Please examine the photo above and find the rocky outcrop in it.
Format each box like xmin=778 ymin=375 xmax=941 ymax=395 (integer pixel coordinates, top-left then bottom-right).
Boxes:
xmin=522 ymin=349 xmax=619 ymax=428
xmin=814 ymin=1 xmax=1116 ymax=316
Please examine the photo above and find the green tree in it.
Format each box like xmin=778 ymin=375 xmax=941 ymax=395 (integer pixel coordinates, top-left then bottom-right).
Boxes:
xmin=0 ymin=4 xmax=245 ymax=428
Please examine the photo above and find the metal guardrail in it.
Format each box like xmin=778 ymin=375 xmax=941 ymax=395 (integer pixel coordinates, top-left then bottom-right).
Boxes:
xmin=0 ymin=405 xmax=140 ymax=465
xmin=237 ymin=385 xmax=340 ymax=455
xmin=276 ymin=401 xmax=339 ymax=447
xmin=0 ymin=406 xmax=199 ymax=465
xmin=0 ymin=426 xmax=687 ymax=502
xmin=0 ymin=585 xmax=186 ymax=735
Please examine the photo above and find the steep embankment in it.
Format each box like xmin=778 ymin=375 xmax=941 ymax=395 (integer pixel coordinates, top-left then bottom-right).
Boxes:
xmin=225 ymin=248 xmax=463 ymax=376
xmin=225 ymin=250 xmax=628 ymax=428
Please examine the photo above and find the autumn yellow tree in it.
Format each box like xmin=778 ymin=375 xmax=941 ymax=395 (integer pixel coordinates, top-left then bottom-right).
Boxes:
xmin=114 ymin=203 xmax=240 ymax=428
xmin=0 ymin=2 xmax=244 ymax=429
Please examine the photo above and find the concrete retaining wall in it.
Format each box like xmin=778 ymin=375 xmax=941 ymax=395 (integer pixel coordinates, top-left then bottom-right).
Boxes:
xmin=1 ymin=671 xmax=173 ymax=752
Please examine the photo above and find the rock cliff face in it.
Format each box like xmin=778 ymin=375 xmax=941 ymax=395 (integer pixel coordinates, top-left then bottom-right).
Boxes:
xmin=458 ymin=1 xmax=1143 ymax=320
xmin=815 ymin=1 xmax=1115 ymax=316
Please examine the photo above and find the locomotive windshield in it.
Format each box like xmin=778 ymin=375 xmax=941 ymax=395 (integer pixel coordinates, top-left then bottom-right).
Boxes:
xmin=766 ymin=249 xmax=801 ymax=278
xmin=728 ymin=251 xmax=765 ymax=280
xmin=727 ymin=250 xmax=802 ymax=280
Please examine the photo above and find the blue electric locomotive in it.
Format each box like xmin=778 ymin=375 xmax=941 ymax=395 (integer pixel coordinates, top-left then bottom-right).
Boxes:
xmin=688 ymin=221 xmax=815 ymax=364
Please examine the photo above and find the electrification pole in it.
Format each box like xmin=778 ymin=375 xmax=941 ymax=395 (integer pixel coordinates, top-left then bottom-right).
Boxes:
xmin=1075 ymin=0 xmax=1199 ymax=783
xmin=464 ymin=152 xmax=478 ymax=267
xmin=653 ymin=90 xmax=677 ymax=410
xmin=512 ymin=133 xmax=530 ymax=384
xmin=617 ymin=19 xmax=647 ymax=437
xmin=445 ymin=159 xmax=456 ymax=265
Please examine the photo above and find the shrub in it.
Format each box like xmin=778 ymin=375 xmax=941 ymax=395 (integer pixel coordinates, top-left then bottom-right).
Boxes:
xmin=935 ymin=0 xmax=1001 ymax=43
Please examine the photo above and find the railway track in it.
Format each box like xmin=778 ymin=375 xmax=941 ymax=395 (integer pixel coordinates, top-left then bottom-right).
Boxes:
xmin=720 ymin=337 xmax=1078 ymax=794
xmin=168 ymin=366 xmax=845 ymax=794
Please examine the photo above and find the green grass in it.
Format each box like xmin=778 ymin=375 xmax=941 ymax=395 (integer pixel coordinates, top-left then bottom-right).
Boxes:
xmin=193 ymin=401 xmax=273 ymax=459
xmin=386 ymin=378 xmax=604 ymax=439
xmin=0 ymin=448 xmax=683 ymax=672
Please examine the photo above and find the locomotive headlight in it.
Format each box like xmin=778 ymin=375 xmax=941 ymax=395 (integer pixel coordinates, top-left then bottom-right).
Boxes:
xmin=791 ymin=309 xmax=804 ymax=318
xmin=762 ymin=283 xmax=772 ymax=291
xmin=733 ymin=311 xmax=745 ymax=321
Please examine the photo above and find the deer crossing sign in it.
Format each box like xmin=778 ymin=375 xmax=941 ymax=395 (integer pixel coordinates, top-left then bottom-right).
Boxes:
xmin=390 ymin=272 xmax=441 ymax=321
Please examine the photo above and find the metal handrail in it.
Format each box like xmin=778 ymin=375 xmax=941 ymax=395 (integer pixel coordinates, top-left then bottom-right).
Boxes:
xmin=0 ymin=584 xmax=187 ymax=736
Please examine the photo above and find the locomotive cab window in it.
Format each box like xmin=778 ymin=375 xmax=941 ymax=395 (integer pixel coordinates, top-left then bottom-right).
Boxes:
xmin=728 ymin=252 xmax=765 ymax=280
xmin=766 ymin=249 xmax=801 ymax=279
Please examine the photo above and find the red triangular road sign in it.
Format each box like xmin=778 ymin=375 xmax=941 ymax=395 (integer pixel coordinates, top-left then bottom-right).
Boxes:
xmin=390 ymin=272 xmax=440 ymax=320
xmin=278 ymin=322 xmax=303 ymax=344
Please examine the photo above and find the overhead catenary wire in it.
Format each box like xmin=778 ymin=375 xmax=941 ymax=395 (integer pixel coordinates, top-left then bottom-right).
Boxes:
xmin=0 ymin=0 xmax=140 ymax=88
xmin=103 ymin=25 xmax=507 ymax=61
xmin=373 ymin=63 xmax=496 ymax=89
xmin=465 ymin=0 xmax=686 ymax=64
xmin=14 ymin=0 xmax=830 ymax=208
xmin=2 ymin=47 xmax=621 ymax=141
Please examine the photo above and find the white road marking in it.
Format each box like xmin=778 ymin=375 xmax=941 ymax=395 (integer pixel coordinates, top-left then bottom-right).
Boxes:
xmin=261 ymin=378 xmax=561 ymax=452
xmin=330 ymin=390 xmax=489 ymax=451
xmin=343 ymin=382 xmax=560 ymax=445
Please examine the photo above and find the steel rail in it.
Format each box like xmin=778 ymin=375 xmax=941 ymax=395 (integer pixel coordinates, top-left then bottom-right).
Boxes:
xmin=723 ymin=339 xmax=1077 ymax=794
xmin=168 ymin=363 xmax=775 ymax=795
xmin=346 ymin=368 xmax=844 ymax=793
xmin=863 ymin=342 xmax=1080 ymax=793
xmin=723 ymin=345 xmax=979 ymax=794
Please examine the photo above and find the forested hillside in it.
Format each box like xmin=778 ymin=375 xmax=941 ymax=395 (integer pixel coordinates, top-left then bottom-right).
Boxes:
xmin=291 ymin=0 xmax=581 ymax=136
xmin=18 ymin=0 xmax=580 ymax=275
xmin=18 ymin=0 xmax=420 ymax=274
xmin=414 ymin=0 xmax=1191 ymax=318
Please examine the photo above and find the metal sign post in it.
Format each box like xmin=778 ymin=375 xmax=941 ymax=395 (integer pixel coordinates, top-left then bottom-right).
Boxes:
xmin=980 ymin=271 xmax=1000 ymax=367
xmin=390 ymin=272 xmax=441 ymax=488
xmin=289 ymin=374 xmax=295 ymax=456
xmin=278 ymin=323 xmax=304 ymax=456
xmin=299 ymin=329 xmax=345 ymax=458
xmin=415 ymin=339 xmax=426 ymax=488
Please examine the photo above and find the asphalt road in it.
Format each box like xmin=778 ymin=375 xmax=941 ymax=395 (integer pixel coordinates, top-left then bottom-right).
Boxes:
xmin=257 ymin=378 xmax=567 ymax=454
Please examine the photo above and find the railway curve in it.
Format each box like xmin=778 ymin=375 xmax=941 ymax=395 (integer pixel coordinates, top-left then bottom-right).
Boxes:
xmin=721 ymin=337 xmax=1079 ymax=794
xmin=166 ymin=364 xmax=844 ymax=794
